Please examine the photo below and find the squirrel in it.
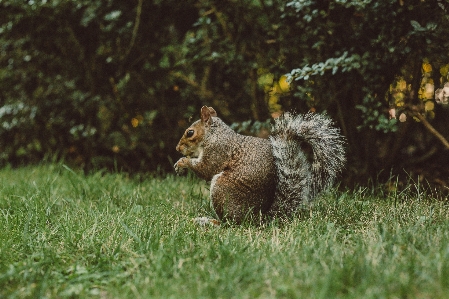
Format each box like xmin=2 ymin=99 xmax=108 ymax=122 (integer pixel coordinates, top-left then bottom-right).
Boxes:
xmin=174 ymin=106 xmax=346 ymax=224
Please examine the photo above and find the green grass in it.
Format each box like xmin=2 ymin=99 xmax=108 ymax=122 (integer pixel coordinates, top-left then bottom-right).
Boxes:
xmin=1 ymin=164 xmax=449 ymax=298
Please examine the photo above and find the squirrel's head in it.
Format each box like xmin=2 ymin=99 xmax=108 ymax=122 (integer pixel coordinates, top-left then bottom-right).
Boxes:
xmin=176 ymin=106 xmax=217 ymax=158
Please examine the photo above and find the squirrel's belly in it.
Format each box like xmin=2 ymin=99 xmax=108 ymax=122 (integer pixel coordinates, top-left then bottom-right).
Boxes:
xmin=210 ymin=171 xmax=224 ymax=199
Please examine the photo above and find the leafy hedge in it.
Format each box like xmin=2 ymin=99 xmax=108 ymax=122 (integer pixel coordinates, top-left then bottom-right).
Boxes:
xmin=0 ymin=0 xmax=201 ymax=171
xmin=1 ymin=0 xmax=449 ymax=185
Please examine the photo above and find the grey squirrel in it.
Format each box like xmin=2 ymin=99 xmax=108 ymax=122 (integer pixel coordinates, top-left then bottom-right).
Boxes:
xmin=174 ymin=106 xmax=346 ymax=224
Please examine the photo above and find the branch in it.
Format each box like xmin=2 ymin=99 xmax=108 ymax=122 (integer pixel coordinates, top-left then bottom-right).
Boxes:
xmin=121 ymin=0 xmax=143 ymax=61
xmin=411 ymin=109 xmax=449 ymax=150
xmin=211 ymin=6 xmax=233 ymax=43
xmin=405 ymin=54 xmax=449 ymax=150
xmin=170 ymin=71 xmax=232 ymax=116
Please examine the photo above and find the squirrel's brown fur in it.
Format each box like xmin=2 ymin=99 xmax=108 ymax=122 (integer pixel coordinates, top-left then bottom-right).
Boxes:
xmin=174 ymin=106 xmax=345 ymax=224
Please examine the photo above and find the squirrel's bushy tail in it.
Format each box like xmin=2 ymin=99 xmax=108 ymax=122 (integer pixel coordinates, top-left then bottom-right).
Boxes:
xmin=268 ymin=112 xmax=346 ymax=217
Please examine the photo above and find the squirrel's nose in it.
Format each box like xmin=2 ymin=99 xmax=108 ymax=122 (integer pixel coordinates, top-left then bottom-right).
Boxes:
xmin=176 ymin=144 xmax=182 ymax=152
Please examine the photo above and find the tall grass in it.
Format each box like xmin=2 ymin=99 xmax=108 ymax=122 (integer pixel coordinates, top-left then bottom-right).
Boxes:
xmin=0 ymin=164 xmax=448 ymax=298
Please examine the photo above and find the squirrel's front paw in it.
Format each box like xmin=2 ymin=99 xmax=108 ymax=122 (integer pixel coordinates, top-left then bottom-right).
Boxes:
xmin=174 ymin=157 xmax=189 ymax=176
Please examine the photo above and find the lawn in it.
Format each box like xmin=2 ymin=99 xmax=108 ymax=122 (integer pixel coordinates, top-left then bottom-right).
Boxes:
xmin=1 ymin=164 xmax=449 ymax=298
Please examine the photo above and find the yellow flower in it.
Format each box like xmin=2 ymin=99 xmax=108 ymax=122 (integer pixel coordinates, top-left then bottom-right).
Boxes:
xmin=440 ymin=64 xmax=449 ymax=77
xmin=112 ymin=145 xmax=120 ymax=153
xmin=278 ymin=75 xmax=290 ymax=92
xmin=422 ymin=62 xmax=432 ymax=73
xmin=398 ymin=79 xmax=407 ymax=90
xmin=424 ymin=101 xmax=434 ymax=111
xmin=423 ymin=83 xmax=434 ymax=100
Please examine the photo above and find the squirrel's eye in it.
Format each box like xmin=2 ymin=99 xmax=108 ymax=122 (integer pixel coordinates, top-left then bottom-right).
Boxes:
xmin=186 ymin=130 xmax=194 ymax=137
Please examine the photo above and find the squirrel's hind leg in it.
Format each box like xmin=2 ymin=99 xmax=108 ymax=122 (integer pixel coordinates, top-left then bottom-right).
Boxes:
xmin=209 ymin=171 xmax=254 ymax=224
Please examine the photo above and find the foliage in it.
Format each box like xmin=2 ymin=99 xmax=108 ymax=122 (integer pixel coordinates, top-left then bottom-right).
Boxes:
xmin=279 ymin=0 xmax=449 ymax=182
xmin=0 ymin=0 xmax=200 ymax=171
xmin=1 ymin=165 xmax=449 ymax=298
xmin=1 ymin=0 xmax=449 ymax=184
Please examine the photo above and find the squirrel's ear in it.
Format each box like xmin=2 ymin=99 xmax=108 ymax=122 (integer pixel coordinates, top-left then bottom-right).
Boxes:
xmin=200 ymin=106 xmax=216 ymax=124
xmin=208 ymin=107 xmax=217 ymax=117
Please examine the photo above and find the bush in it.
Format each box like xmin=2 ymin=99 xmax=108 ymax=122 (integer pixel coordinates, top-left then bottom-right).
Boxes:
xmin=1 ymin=0 xmax=449 ymax=186
xmin=0 ymin=0 xmax=201 ymax=171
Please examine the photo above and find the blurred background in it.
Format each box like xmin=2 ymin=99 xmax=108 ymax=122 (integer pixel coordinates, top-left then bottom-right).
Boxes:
xmin=1 ymin=0 xmax=449 ymax=189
